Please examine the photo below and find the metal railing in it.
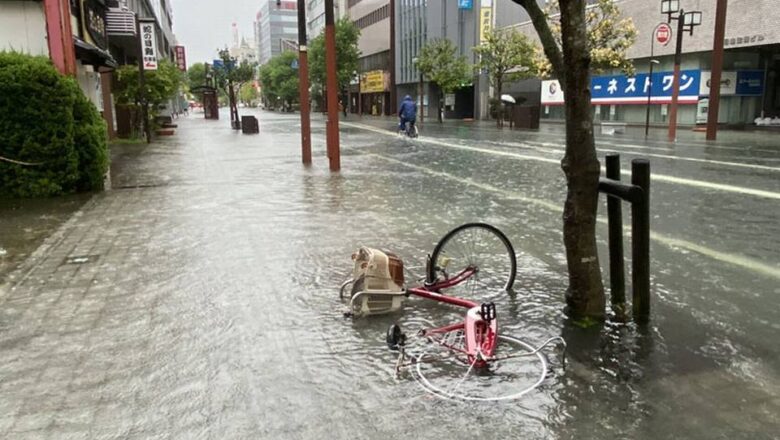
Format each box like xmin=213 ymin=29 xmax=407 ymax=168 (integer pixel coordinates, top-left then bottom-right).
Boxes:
xmin=598 ymin=154 xmax=651 ymax=323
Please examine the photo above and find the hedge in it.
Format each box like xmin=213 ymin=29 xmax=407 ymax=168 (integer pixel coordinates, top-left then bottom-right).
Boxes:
xmin=0 ymin=52 xmax=108 ymax=198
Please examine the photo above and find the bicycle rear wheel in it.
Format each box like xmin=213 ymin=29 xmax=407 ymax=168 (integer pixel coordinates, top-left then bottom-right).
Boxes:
xmin=427 ymin=223 xmax=516 ymax=302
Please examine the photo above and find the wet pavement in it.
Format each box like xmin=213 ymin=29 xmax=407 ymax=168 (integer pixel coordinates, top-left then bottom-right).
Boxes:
xmin=0 ymin=109 xmax=778 ymax=439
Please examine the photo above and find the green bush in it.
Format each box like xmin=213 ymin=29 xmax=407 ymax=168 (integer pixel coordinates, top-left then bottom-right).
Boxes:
xmin=70 ymin=81 xmax=108 ymax=192
xmin=0 ymin=52 xmax=108 ymax=197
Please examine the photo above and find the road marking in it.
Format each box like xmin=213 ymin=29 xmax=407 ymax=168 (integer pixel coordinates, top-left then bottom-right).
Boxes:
xmin=494 ymin=139 xmax=780 ymax=172
xmin=361 ymin=151 xmax=780 ymax=281
xmin=343 ymin=122 xmax=780 ymax=200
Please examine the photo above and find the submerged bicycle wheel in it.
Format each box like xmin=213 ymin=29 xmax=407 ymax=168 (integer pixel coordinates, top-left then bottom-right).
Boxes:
xmin=413 ymin=334 xmax=548 ymax=402
xmin=427 ymin=223 xmax=516 ymax=302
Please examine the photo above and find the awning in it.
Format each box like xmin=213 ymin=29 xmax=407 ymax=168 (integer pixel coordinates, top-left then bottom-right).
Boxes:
xmin=74 ymin=37 xmax=118 ymax=69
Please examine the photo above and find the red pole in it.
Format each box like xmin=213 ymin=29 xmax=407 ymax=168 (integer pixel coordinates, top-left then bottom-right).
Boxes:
xmin=667 ymin=10 xmax=685 ymax=142
xmin=389 ymin=0 xmax=397 ymax=115
xmin=297 ymin=0 xmax=312 ymax=165
xmin=706 ymin=0 xmax=728 ymax=141
xmin=43 ymin=0 xmax=76 ymax=76
xmin=324 ymin=0 xmax=340 ymax=171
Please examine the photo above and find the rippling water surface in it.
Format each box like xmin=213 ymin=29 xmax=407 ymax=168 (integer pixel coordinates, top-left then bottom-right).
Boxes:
xmin=0 ymin=110 xmax=777 ymax=439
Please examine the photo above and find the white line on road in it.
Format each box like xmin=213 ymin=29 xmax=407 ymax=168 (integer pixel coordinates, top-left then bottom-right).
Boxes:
xmin=500 ymin=139 xmax=780 ymax=172
xmin=361 ymin=152 xmax=780 ymax=281
xmin=343 ymin=122 xmax=780 ymax=200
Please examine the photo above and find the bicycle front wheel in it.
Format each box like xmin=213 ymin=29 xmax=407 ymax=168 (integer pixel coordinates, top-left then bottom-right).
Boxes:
xmin=427 ymin=223 xmax=516 ymax=302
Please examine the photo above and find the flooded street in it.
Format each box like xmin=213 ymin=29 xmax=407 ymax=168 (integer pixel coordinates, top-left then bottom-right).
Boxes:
xmin=0 ymin=110 xmax=778 ymax=439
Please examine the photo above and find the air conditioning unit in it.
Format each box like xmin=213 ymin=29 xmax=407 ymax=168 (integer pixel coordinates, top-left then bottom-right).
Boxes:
xmin=106 ymin=8 xmax=137 ymax=37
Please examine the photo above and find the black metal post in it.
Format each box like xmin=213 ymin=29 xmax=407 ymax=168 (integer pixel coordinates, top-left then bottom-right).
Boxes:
xmin=605 ymin=154 xmax=626 ymax=314
xmin=631 ymin=159 xmax=651 ymax=323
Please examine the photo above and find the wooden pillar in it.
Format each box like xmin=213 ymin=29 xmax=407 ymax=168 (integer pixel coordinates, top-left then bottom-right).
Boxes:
xmin=324 ymin=0 xmax=340 ymax=171
xmin=43 ymin=0 xmax=77 ymax=76
xmin=297 ymin=0 xmax=312 ymax=165
xmin=706 ymin=0 xmax=728 ymax=141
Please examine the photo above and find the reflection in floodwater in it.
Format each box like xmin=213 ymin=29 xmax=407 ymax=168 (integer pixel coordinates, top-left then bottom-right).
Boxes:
xmin=0 ymin=110 xmax=777 ymax=439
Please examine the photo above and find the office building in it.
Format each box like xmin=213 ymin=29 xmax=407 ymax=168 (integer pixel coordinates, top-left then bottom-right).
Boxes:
xmin=255 ymin=0 xmax=299 ymax=65
xmin=501 ymin=0 xmax=780 ymax=126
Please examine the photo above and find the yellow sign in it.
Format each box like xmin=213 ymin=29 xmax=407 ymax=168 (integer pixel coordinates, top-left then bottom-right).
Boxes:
xmin=361 ymin=70 xmax=386 ymax=94
xmin=479 ymin=7 xmax=492 ymax=43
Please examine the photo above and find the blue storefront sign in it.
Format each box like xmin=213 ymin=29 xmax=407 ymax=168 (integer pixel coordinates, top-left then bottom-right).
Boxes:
xmin=458 ymin=0 xmax=473 ymax=10
xmin=736 ymin=70 xmax=764 ymax=96
xmin=590 ymin=70 xmax=701 ymax=104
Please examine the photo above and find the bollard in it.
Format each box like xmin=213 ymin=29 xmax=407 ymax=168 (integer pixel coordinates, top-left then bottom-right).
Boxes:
xmin=605 ymin=154 xmax=626 ymax=312
xmin=631 ymin=159 xmax=651 ymax=323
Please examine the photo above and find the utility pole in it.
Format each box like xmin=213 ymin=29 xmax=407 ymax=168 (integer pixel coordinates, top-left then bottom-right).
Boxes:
xmin=662 ymin=1 xmax=701 ymax=142
xmin=297 ymin=0 xmax=312 ymax=165
xmin=667 ymin=9 xmax=685 ymax=142
xmin=706 ymin=0 xmax=728 ymax=141
xmin=324 ymin=0 xmax=340 ymax=171
xmin=389 ymin=0 xmax=397 ymax=114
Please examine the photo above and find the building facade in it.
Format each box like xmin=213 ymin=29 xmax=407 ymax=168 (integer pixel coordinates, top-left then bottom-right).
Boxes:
xmin=255 ymin=0 xmax=299 ymax=65
xmin=306 ymin=0 xmax=346 ymax=38
xmin=396 ymin=0 xmax=493 ymax=120
xmin=396 ymin=0 xmax=426 ymax=99
xmin=502 ymin=0 xmax=780 ymax=126
xmin=349 ymin=0 xmax=393 ymax=115
xmin=1 ymin=0 xmax=117 ymax=132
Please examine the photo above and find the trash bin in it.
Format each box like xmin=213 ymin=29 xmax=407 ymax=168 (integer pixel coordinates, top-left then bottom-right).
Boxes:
xmin=511 ymin=106 xmax=540 ymax=130
xmin=241 ymin=116 xmax=259 ymax=134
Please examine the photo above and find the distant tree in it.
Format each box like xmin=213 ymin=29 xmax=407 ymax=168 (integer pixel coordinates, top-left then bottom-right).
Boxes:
xmin=215 ymin=48 xmax=256 ymax=125
xmin=115 ymin=59 xmax=183 ymax=135
xmin=309 ymin=18 xmax=361 ymax=101
xmin=416 ymin=38 xmax=472 ymax=122
xmin=473 ymin=28 xmax=536 ymax=124
xmin=186 ymin=62 xmax=207 ymax=101
xmin=533 ymin=0 xmax=637 ymax=78
xmin=239 ymin=83 xmax=259 ymax=107
xmin=258 ymin=51 xmax=299 ymax=110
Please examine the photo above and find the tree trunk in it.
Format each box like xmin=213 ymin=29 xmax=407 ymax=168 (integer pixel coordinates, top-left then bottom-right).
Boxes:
xmin=496 ymin=76 xmax=503 ymax=128
xmin=438 ymin=86 xmax=444 ymax=123
xmin=558 ymin=0 xmax=605 ymax=320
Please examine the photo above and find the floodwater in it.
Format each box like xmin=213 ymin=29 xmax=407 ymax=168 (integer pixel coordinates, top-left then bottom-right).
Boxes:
xmin=0 ymin=109 xmax=778 ymax=438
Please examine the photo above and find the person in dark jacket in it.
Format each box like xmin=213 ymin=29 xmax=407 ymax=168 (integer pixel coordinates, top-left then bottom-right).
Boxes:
xmin=398 ymin=95 xmax=418 ymax=133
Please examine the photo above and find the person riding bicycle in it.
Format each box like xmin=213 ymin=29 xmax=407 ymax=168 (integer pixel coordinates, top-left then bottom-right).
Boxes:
xmin=398 ymin=95 xmax=417 ymax=134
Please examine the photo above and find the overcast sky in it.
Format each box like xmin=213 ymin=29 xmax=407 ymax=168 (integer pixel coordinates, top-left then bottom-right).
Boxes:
xmin=171 ymin=0 xmax=263 ymax=67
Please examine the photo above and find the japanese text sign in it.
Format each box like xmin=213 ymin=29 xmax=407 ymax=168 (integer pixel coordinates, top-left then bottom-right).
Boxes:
xmin=174 ymin=46 xmax=187 ymax=72
xmin=735 ymin=70 xmax=764 ymax=96
xmin=542 ymin=70 xmax=702 ymax=105
xmin=479 ymin=4 xmax=492 ymax=43
xmin=140 ymin=21 xmax=158 ymax=70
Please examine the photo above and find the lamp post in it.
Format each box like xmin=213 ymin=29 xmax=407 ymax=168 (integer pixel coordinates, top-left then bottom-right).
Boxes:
xmin=413 ymin=57 xmax=423 ymax=124
xmin=661 ymin=0 xmax=702 ymax=142
xmin=645 ymin=59 xmax=660 ymax=138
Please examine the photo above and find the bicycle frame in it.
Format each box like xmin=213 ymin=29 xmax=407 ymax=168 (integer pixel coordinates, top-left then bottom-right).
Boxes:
xmin=406 ymin=266 xmax=497 ymax=367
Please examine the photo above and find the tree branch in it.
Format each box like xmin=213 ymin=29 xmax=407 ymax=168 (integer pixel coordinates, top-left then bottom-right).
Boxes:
xmin=511 ymin=0 xmax=566 ymax=87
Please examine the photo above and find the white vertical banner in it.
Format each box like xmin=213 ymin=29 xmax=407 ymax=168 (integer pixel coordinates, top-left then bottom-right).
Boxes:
xmin=140 ymin=21 xmax=159 ymax=70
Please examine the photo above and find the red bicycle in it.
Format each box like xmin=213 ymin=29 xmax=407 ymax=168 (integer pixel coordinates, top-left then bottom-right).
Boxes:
xmin=340 ymin=223 xmax=565 ymax=401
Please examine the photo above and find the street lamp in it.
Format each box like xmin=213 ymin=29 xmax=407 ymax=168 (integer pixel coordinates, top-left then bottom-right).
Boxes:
xmin=413 ymin=57 xmax=423 ymax=124
xmin=661 ymin=1 xmax=702 ymax=142
xmin=645 ymin=59 xmax=660 ymax=138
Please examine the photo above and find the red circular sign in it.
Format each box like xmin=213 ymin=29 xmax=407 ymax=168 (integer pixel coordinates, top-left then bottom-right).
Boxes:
xmin=655 ymin=23 xmax=672 ymax=46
